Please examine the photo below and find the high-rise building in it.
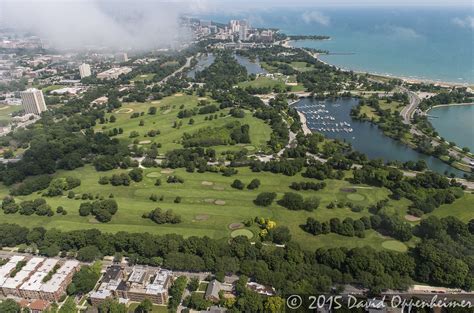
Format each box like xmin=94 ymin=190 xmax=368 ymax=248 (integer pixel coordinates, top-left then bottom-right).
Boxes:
xmin=78 ymin=63 xmax=91 ymax=79
xmin=115 ymin=53 xmax=128 ymax=63
xmin=20 ymin=88 xmax=47 ymax=115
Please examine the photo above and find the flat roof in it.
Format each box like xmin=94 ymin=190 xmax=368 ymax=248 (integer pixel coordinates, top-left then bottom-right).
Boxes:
xmin=2 ymin=270 xmax=31 ymax=289
xmin=37 ymin=259 xmax=59 ymax=273
xmin=20 ymin=271 xmax=48 ymax=291
xmin=0 ymin=263 xmax=17 ymax=279
xmin=57 ymin=260 xmax=79 ymax=275
xmin=90 ymin=289 xmax=111 ymax=300
xmin=146 ymin=270 xmax=171 ymax=295
xmin=128 ymin=267 xmax=146 ymax=283
xmin=23 ymin=257 xmax=45 ymax=272
xmin=40 ymin=273 xmax=67 ymax=293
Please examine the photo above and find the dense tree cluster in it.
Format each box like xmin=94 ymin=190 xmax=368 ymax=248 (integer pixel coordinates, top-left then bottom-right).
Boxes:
xmin=278 ymin=192 xmax=320 ymax=211
xmin=289 ymin=181 xmax=326 ymax=191
xmin=78 ymin=199 xmax=118 ymax=223
xmin=142 ymin=208 xmax=182 ymax=224
xmin=195 ymin=52 xmax=248 ymax=89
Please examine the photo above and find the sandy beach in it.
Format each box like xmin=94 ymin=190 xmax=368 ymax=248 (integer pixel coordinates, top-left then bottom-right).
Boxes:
xmin=297 ymin=111 xmax=311 ymax=135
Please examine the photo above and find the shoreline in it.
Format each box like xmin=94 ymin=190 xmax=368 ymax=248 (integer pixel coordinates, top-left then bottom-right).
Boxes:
xmin=297 ymin=110 xmax=311 ymax=135
xmin=286 ymin=40 xmax=473 ymax=88
xmin=426 ymin=102 xmax=474 ymax=113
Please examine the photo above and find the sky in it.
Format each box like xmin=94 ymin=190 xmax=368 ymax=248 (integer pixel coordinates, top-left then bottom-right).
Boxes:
xmin=0 ymin=0 xmax=472 ymax=50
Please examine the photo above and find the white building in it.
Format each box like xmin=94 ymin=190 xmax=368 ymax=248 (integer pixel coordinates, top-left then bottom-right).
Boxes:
xmin=79 ymin=63 xmax=91 ymax=79
xmin=20 ymin=88 xmax=47 ymax=115
xmin=115 ymin=53 xmax=128 ymax=63
xmin=97 ymin=67 xmax=132 ymax=80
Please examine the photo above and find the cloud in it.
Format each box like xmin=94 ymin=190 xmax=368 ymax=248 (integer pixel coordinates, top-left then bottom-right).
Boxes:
xmin=388 ymin=26 xmax=422 ymax=39
xmin=302 ymin=11 xmax=330 ymax=26
xmin=0 ymin=0 xmax=198 ymax=51
xmin=452 ymin=16 xmax=474 ymax=29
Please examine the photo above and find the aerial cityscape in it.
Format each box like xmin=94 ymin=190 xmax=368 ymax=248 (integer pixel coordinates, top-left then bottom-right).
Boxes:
xmin=0 ymin=0 xmax=473 ymax=312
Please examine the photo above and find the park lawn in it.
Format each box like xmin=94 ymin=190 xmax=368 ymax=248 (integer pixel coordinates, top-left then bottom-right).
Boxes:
xmin=96 ymin=94 xmax=272 ymax=154
xmin=0 ymin=104 xmax=22 ymax=125
xmin=238 ymin=77 xmax=305 ymax=93
xmin=132 ymin=73 xmax=155 ymax=82
xmin=359 ymin=105 xmax=379 ymax=121
xmin=127 ymin=303 xmax=167 ymax=313
xmin=427 ymin=192 xmax=474 ymax=222
xmin=0 ymin=165 xmax=410 ymax=251
xmin=379 ymin=100 xmax=403 ymax=113
xmin=290 ymin=61 xmax=314 ymax=72
xmin=41 ymin=85 xmax=64 ymax=93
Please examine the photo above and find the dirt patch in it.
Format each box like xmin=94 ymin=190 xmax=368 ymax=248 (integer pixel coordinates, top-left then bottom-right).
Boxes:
xmin=160 ymin=169 xmax=174 ymax=174
xmin=405 ymin=214 xmax=421 ymax=222
xmin=116 ymin=108 xmax=133 ymax=114
xmin=212 ymin=186 xmax=225 ymax=191
xmin=229 ymin=222 xmax=244 ymax=230
xmin=201 ymin=181 xmax=214 ymax=186
xmin=204 ymin=198 xmax=215 ymax=203
xmin=198 ymin=97 xmax=208 ymax=100
xmin=139 ymin=140 xmax=151 ymax=144
xmin=340 ymin=188 xmax=357 ymax=193
xmin=195 ymin=214 xmax=210 ymax=221
xmin=174 ymin=93 xmax=184 ymax=97
xmin=214 ymin=200 xmax=226 ymax=205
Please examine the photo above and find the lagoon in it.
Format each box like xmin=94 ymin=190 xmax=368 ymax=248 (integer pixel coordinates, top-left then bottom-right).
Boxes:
xmin=295 ymin=97 xmax=465 ymax=177
xmin=428 ymin=104 xmax=474 ymax=152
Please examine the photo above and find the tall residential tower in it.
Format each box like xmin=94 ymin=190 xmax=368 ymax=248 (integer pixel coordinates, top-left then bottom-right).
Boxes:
xmin=20 ymin=88 xmax=47 ymax=115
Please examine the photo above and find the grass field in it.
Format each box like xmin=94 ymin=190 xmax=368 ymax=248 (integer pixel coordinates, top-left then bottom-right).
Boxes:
xmin=132 ymin=73 xmax=155 ymax=82
xmin=428 ymin=192 xmax=474 ymax=222
xmin=238 ymin=76 xmax=305 ymax=92
xmin=0 ymin=104 xmax=22 ymax=126
xmin=127 ymin=303 xmax=167 ymax=313
xmin=0 ymin=163 xmax=422 ymax=251
xmin=96 ymin=94 xmax=273 ymax=154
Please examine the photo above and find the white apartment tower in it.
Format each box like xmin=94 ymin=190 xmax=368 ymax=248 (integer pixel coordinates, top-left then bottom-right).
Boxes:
xmin=20 ymin=88 xmax=47 ymax=115
xmin=79 ymin=63 xmax=91 ymax=78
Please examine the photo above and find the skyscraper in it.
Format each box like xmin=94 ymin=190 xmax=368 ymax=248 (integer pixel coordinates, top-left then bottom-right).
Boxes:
xmin=78 ymin=63 xmax=91 ymax=79
xmin=20 ymin=88 xmax=47 ymax=115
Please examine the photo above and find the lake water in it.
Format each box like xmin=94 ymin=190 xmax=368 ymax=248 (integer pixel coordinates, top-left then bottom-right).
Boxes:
xmin=187 ymin=53 xmax=267 ymax=78
xmin=428 ymin=104 xmax=474 ymax=151
xmin=196 ymin=7 xmax=474 ymax=83
xmin=187 ymin=53 xmax=215 ymax=78
xmin=295 ymin=97 xmax=465 ymax=177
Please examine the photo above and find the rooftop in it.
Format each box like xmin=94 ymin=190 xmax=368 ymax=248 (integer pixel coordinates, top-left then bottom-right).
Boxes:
xmin=2 ymin=270 xmax=31 ymax=289
xmin=20 ymin=271 xmax=48 ymax=291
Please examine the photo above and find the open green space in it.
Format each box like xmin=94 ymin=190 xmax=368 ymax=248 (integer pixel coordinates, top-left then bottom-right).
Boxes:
xmin=238 ymin=76 xmax=304 ymax=92
xmin=0 ymin=104 xmax=22 ymax=126
xmin=127 ymin=303 xmax=167 ymax=313
xmin=132 ymin=73 xmax=156 ymax=82
xmin=230 ymin=228 xmax=254 ymax=239
xmin=427 ymin=192 xmax=474 ymax=222
xmin=96 ymin=94 xmax=272 ymax=154
xmin=381 ymin=240 xmax=408 ymax=252
xmin=0 ymin=163 xmax=430 ymax=251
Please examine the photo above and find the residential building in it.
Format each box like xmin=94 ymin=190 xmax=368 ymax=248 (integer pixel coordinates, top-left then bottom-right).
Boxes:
xmin=96 ymin=67 xmax=132 ymax=80
xmin=78 ymin=63 xmax=91 ymax=78
xmin=39 ymin=260 xmax=80 ymax=301
xmin=1 ymin=257 xmax=44 ymax=297
xmin=115 ymin=53 xmax=128 ymax=63
xmin=20 ymin=88 xmax=47 ymax=115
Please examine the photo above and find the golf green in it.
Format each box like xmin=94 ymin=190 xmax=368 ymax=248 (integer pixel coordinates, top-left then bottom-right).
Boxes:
xmin=230 ymin=229 xmax=254 ymax=239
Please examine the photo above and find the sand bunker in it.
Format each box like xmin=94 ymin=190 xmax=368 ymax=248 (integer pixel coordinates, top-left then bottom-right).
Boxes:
xmin=139 ymin=140 xmax=151 ymax=144
xmin=201 ymin=181 xmax=214 ymax=186
xmin=228 ymin=222 xmax=244 ymax=230
xmin=214 ymin=200 xmax=226 ymax=205
xmin=174 ymin=93 xmax=184 ymax=97
xmin=194 ymin=214 xmax=210 ymax=221
xmin=405 ymin=214 xmax=421 ymax=222
xmin=212 ymin=186 xmax=225 ymax=191
xmin=160 ymin=169 xmax=174 ymax=174
xmin=116 ymin=108 xmax=133 ymax=114
xmin=198 ymin=97 xmax=208 ymax=100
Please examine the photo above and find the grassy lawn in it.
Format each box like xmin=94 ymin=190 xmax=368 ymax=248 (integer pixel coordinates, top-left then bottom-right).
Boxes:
xmin=0 ymin=104 xmax=22 ymax=126
xmin=41 ymin=85 xmax=64 ymax=93
xmin=0 ymin=165 xmax=412 ymax=251
xmin=96 ymin=94 xmax=272 ymax=154
xmin=238 ymin=77 xmax=304 ymax=93
xmin=127 ymin=303 xmax=167 ymax=313
xmin=427 ymin=192 xmax=474 ymax=222
xmin=132 ymin=73 xmax=155 ymax=82
xmin=198 ymin=282 xmax=209 ymax=291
